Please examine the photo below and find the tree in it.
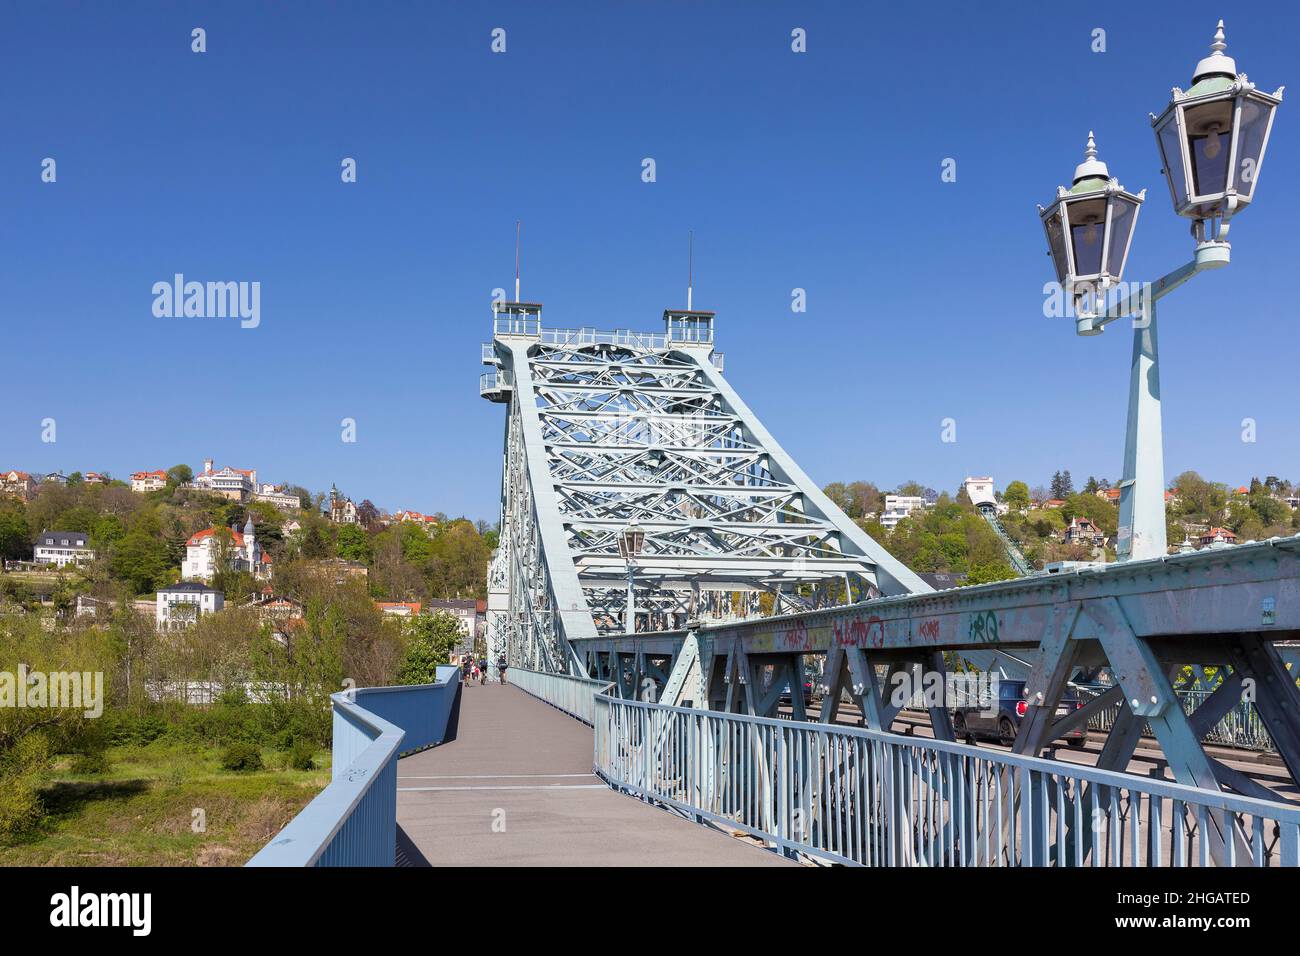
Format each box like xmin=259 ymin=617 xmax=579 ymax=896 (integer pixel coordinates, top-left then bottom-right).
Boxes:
xmin=396 ymin=612 xmax=463 ymax=684
xmin=0 ymin=508 xmax=30 ymax=561
xmin=1049 ymin=470 xmax=1075 ymax=500
xmin=1002 ymin=481 xmax=1030 ymax=512
xmin=357 ymin=499 xmax=381 ymax=531
xmin=1171 ymin=470 xmax=1227 ymax=522
xmin=108 ymin=529 xmax=170 ymax=594
xmin=336 ymin=523 xmax=372 ymax=563
xmin=166 ymin=463 xmax=193 ymax=487
xmin=1083 ymin=476 xmax=1099 ymax=495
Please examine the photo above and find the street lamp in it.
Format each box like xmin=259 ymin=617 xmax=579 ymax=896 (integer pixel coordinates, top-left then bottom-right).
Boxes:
xmin=1151 ymin=20 xmax=1283 ymax=244
xmin=1037 ymin=21 xmax=1282 ymax=564
xmin=618 ymin=519 xmax=645 ymax=635
xmin=1038 ymin=132 xmax=1144 ymax=333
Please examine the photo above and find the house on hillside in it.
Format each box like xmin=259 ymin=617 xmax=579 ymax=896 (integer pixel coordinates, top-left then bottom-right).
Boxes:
xmin=328 ymin=485 xmax=359 ymax=524
xmin=156 ymin=582 xmax=225 ymax=629
xmin=192 ymin=458 xmax=257 ymax=502
xmin=1 ymin=470 xmax=37 ymax=501
xmin=182 ymin=515 xmax=271 ymax=582
xmin=880 ymin=495 xmax=927 ymax=530
xmin=1063 ymin=516 xmax=1104 ymax=547
xmin=131 ymin=470 xmax=168 ymax=493
xmin=256 ymin=483 xmax=301 ymax=511
xmin=1199 ymin=527 xmax=1237 ymax=548
xmin=34 ymin=530 xmax=95 ymax=567
xmin=376 ymin=601 xmax=421 ymax=617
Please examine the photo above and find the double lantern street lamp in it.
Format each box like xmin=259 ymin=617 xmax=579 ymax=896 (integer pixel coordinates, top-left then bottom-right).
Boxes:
xmin=1038 ymin=20 xmax=1282 ymax=562
xmin=618 ymin=519 xmax=646 ymax=635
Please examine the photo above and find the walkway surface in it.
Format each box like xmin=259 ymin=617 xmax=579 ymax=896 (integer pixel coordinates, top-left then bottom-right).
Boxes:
xmin=395 ymin=682 xmax=789 ymax=866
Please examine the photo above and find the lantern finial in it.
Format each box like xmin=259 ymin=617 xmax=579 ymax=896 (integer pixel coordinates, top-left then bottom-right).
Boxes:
xmin=1193 ymin=19 xmax=1237 ymax=82
xmin=1072 ymin=130 xmax=1109 ymax=186
xmin=1211 ymin=19 xmax=1226 ymax=55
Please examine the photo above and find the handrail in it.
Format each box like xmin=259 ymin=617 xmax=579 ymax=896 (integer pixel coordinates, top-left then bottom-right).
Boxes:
xmin=247 ymin=665 xmax=462 ymax=867
xmin=508 ymin=667 xmax=612 ymax=725
xmin=592 ymin=692 xmax=1300 ymax=867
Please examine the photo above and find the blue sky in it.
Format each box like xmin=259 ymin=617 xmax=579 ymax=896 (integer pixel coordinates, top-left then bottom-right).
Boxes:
xmin=3 ymin=1 xmax=1297 ymax=520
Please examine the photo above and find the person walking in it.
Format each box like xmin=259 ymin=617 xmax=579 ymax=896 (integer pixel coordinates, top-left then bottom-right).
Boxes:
xmin=478 ymin=657 xmax=488 ymax=686
xmin=497 ymin=654 xmax=509 ymax=685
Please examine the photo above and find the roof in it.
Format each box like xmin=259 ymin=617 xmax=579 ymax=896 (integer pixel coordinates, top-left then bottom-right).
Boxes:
xmin=188 ymin=527 xmax=245 ymax=547
xmin=428 ymin=599 xmax=477 ymax=610
xmin=1203 ymin=527 xmax=1237 ymax=539
xmin=132 ymin=470 xmax=167 ymax=480
xmin=37 ymin=530 xmax=89 ymax=547
xmin=3 ymin=470 xmax=32 ymax=480
xmin=376 ymin=601 xmax=422 ymax=613
xmin=158 ymin=582 xmax=223 ymax=595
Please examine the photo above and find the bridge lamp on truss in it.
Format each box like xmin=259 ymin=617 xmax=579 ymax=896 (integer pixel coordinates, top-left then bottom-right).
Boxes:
xmin=1034 ymin=20 xmax=1282 ymax=564
xmin=618 ymin=519 xmax=646 ymax=635
xmin=1037 ymin=132 xmax=1144 ymax=337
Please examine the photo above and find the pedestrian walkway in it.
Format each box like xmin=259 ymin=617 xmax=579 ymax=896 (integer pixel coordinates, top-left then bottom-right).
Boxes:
xmin=394 ymin=683 xmax=789 ymax=866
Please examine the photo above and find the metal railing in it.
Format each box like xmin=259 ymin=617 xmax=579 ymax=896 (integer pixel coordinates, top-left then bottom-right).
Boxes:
xmin=247 ymin=666 xmax=462 ymax=867
xmin=1078 ymin=684 xmax=1276 ymax=752
xmin=593 ymin=694 xmax=1300 ymax=867
xmin=479 ymin=369 xmax=513 ymax=395
xmin=508 ymin=667 xmax=612 ymax=725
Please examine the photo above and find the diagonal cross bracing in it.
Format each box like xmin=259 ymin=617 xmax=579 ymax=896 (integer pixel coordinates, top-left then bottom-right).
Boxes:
xmin=482 ymin=306 xmax=929 ymax=673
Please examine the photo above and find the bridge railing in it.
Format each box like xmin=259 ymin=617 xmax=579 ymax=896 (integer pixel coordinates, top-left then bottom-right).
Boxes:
xmin=593 ymin=694 xmax=1300 ymax=867
xmin=247 ymin=665 xmax=462 ymax=867
xmin=508 ymin=667 xmax=612 ymax=725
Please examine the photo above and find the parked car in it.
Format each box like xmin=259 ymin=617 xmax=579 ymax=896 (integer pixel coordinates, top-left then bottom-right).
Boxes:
xmin=951 ymin=679 xmax=1088 ymax=748
xmin=779 ymin=678 xmax=817 ymax=708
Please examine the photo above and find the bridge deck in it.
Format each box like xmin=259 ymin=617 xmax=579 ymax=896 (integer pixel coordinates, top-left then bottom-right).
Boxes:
xmin=394 ymin=683 xmax=790 ymax=866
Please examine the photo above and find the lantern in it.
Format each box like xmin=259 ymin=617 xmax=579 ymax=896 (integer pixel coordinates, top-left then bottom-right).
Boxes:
xmin=1150 ymin=21 xmax=1282 ymax=234
xmin=1038 ymin=132 xmax=1144 ymax=329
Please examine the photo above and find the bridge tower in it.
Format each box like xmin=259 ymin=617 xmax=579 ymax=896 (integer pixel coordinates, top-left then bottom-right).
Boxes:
xmin=480 ymin=297 xmax=929 ymax=675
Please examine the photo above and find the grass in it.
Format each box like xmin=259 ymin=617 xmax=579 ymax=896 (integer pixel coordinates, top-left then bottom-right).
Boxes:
xmin=0 ymin=741 xmax=330 ymax=866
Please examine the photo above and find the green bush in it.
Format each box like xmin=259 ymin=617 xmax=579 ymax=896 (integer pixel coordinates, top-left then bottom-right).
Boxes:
xmin=70 ymin=751 xmax=109 ymax=776
xmin=219 ymin=741 xmax=263 ymax=773
xmin=0 ymin=734 xmax=51 ymax=841
xmin=287 ymin=739 xmax=315 ymax=771
xmin=104 ymin=710 xmax=169 ymax=747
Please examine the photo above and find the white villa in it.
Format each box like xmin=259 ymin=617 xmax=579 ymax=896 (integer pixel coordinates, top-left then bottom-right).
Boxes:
xmin=182 ymin=515 xmax=272 ymax=582
xmin=192 ymin=458 xmax=257 ymax=502
xmin=156 ymin=582 xmax=225 ymax=629
xmin=34 ymin=530 xmax=95 ymax=567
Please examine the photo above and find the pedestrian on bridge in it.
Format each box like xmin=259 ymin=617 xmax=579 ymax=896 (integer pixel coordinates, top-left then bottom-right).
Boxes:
xmin=497 ymin=654 xmax=509 ymax=685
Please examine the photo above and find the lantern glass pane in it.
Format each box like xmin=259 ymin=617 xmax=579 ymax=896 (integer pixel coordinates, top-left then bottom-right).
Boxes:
xmin=1105 ymin=197 xmax=1138 ymax=279
xmin=1157 ymin=115 xmax=1189 ymax=205
xmin=1235 ymin=96 xmax=1274 ymax=200
xmin=1184 ymin=99 xmax=1233 ymax=197
xmin=1068 ymin=197 xmax=1106 ymax=277
xmin=1044 ymin=210 xmax=1068 ymax=283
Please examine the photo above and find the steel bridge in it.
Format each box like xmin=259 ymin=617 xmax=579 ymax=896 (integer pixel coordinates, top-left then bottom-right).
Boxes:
xmin=477 ymin=300 xmax=1300 ymax=866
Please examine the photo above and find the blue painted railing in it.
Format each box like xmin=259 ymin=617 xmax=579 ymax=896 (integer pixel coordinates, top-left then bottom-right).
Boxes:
xmin=594 ymin=693 xmax=1300 ymax=867
xmin=508 ymin=667 xmax=612 ymax=725
xmin=247 ymin=665 xmax=462 ymax=867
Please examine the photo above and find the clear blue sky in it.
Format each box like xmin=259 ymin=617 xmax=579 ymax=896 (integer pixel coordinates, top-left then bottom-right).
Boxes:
xmin=3 ymin=2 xmax=1297 ymax=520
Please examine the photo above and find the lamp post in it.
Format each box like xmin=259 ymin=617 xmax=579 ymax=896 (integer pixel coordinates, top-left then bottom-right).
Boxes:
xmin=1038 ymin=21 xmax=1282 ymax=563
xmin=618 ymin=519 xmax=645 ymax=635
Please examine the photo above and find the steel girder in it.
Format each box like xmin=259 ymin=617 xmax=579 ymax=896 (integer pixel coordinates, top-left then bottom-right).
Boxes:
xmin=481 ymin=309 xmax=929 ymax=674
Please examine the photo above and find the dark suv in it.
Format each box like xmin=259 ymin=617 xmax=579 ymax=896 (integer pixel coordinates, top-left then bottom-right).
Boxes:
xmin=951 ymin=679 xmax=1088 ymax=748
